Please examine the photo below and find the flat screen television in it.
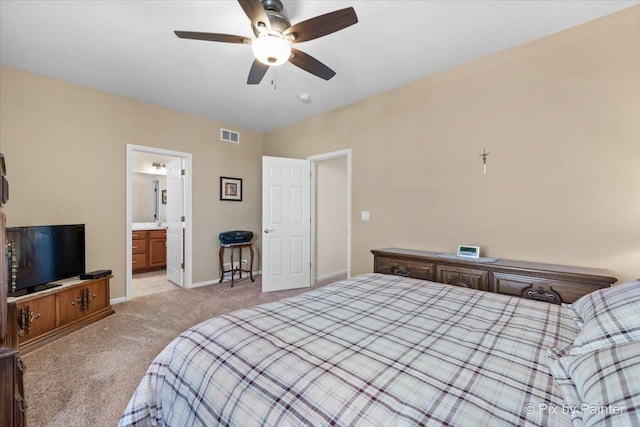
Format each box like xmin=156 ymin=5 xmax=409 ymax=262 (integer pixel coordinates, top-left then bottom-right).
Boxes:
xmin=6 ymin=224 xmax=85 ymax=296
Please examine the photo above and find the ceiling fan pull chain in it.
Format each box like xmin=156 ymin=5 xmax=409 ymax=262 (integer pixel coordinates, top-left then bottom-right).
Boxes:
xmin=271 ymin=67 xmax=277 ymax=90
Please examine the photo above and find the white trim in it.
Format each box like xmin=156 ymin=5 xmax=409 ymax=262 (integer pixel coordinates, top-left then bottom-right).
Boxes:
xmin=307 ymin=149 xmax=352 ymax=281
xmin=110 ymin=296 xmax=127 ymax=305
xmin=126 ymin=144 xmax=193 ymax=301
xmin=315 ymin=270 xmax=348 ymax=283
xmin=191 ymin=270 xmax=262 ymax=289
xmin=189 ymin=279 xmax=218 ymax=289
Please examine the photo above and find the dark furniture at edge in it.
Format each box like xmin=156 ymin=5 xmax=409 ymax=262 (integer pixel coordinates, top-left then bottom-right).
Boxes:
xmin=372 ymin=248 xmax=617 ymax=304
xmin=1 ymin=152 xmax=26 ymax=426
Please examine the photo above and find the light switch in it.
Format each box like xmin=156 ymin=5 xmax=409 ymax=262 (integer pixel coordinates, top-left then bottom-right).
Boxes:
xmin=361 ymin=211 xmax=370 ymax=221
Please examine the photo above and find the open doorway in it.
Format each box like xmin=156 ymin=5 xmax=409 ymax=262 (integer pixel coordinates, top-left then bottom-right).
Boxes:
xmin=260 ymin=149 xmax=351 ymax=292
xmin=309 ymin=149 xmax=351 ymax=283
xmin=125 ymin=144 xmax=193 ymax=300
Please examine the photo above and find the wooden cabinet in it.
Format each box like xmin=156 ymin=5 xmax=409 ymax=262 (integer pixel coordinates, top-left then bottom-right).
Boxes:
xmin=132 ymin=230 xmax=147 ymax=272
xmin=372 ymin=248 xmax=617 ymax=304
xmin=2 ymin=211 xmax=27 ymax=426
xmin=492 ymin=272 xmax=606 ymax=305
xmin=132 ymin=229 xmax=166 ymax=273
xmin=8 ymin=277 xmax=114 ymax=354
xmin=373 ymin=255 xmax=434 ymax=281
xmin=436 ymin=265 xmax=489 ymax=291
xmin=1 ymin=356 xmax=25 ymax=426
xmin=1 ymin=304 xmax=25 ymax=427
xmin=148 ymin=230 xmax=167 ymax=268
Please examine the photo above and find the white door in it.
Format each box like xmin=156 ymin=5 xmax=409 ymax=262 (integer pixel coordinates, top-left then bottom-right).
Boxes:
xmin=166 ymin=158 xmax=184 ymax=286
xmin=262 ymin=156 xmax=311 ymax=292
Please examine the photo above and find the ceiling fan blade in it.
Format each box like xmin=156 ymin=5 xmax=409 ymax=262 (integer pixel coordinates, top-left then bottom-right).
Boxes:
xmin=247 ymin=59 xmax=270 ymax=85
xmin=237 ymin=0 xmax=271 ymax=31
xmin=284 ymin=7 xmax=358 ymax=43
xmin=289 ymin=48 xmax=336 ymax=81
xmin=174 ymin=31 xmax=249 ymax=44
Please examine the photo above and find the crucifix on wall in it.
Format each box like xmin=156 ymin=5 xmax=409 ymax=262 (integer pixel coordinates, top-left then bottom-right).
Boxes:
xmin=479 ymin=148 xmax=491 ymax=174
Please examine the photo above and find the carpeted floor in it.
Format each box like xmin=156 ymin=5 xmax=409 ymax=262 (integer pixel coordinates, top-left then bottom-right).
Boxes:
xmin=21 ymin=275 xmax=337 ymax=427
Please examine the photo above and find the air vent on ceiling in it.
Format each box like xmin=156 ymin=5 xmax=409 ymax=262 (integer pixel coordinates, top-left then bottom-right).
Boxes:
xmin=220 ymin=128 xmax=240 ymax=144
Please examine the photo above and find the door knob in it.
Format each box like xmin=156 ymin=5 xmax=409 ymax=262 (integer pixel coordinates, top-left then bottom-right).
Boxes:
xmin=264 ymin=228 xmax=274 ymax=233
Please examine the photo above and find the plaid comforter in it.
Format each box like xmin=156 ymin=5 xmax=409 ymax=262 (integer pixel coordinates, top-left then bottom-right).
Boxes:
xmin=119 ymin=273 xmax=577 ymax=427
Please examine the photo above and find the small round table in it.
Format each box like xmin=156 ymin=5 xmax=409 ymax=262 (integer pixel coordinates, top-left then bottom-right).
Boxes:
xmin=218 ymin=242 xmax=254 ymax=287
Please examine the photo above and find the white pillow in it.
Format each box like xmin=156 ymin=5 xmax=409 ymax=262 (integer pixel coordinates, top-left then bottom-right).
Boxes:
xmin=568 ymin=279 xmax=640 ymax=325
xmin=548 ymin=341 xmax=640 ymax=427
xmin=565 ymin=279 xmax=640 ymax=355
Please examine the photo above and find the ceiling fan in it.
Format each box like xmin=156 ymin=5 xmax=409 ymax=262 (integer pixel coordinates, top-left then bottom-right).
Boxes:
xmin=174 ymin=0 xmax=358 ymax=85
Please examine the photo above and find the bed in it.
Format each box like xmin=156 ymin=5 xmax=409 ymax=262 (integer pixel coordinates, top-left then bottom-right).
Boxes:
xmin=119 ymin=273 xmax=640 ymax=427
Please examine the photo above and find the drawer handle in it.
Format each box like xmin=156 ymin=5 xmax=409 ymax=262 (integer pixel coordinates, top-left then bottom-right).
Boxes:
xmin=17 ymin=357 xmax=27 ymax=373
xmin=8 ymin=240 xmax=17 ymax=292
xmin=132 ymin=260 xmax=138 ymax=263
xmin=525 ymin=287 xmax=560 ymax=304
xmin=15 ymin=392 xmax=28 ymax=413
xmin=71 ymin=288 xmax=97 ymax=311
xmin=391 ymin=265 xmax=410 ymax=277
xmin=133 ymin=245 xmax=138 ymax=249
xmin=17 ymin=306 xmax=40 ymax=336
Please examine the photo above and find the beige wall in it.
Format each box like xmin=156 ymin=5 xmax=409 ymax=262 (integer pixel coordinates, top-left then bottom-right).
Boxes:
xmin=1 ymin=6 xmax=638 ymax=297
xmin=0 ymin=66 xmax=263 ymax=298
xmin=315 ymin=156 xmax=348 ymax=278
xmin=264 ymin=7 xmax=640 ymax=283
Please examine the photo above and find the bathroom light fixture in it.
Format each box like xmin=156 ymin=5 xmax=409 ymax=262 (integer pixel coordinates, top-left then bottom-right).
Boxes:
xmin=251 ymin=34 xmax=291 ymax=66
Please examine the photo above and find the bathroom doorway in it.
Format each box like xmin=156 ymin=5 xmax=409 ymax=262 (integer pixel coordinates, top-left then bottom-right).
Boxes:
xmin=125 ymin=145 xmax=193 ymax=300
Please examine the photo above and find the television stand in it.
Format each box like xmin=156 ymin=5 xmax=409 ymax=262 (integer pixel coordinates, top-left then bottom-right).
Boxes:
xmin=8 ymin=282 xmax=62 ymax=298
xmin=7 ymin=275 xmax=114 ymax=354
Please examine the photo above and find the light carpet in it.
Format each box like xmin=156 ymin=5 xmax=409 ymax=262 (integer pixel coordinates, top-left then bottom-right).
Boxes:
xmin=21 ymin=275 xmax=337 ymax=427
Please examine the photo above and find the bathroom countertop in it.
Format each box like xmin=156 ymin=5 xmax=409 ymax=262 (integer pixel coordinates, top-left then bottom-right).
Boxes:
xmin=132 ymin=222 xmax=167 ymax=231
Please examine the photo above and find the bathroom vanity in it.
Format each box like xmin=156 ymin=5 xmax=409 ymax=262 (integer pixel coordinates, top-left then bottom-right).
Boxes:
xmin=132 ymin=224 xmax=167 ymax=273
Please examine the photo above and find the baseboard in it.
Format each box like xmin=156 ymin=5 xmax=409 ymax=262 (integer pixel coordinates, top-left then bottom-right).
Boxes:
xmin=315 ymin=270 xmax=348 ymax=283
xmin=190 ymin=270 xmax=262 ymax=288
xmin=110 ymin=296 xmax=127 ymax=305
xmin=189 ymin=279 xmax=217 ymax=289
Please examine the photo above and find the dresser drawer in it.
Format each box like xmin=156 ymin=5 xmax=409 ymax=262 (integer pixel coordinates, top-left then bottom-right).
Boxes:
xmin=492 ymin=272 xmax=605 ymax=304
xmin=132 ymin=240 xmax=146 ymax=254
xmin=131 ymin=230 xmax=147 ymax=240
xmin=15 ymin=294 xmax=57 ymax=341
xmin=148 ymin=229 xmax=166 ymax=239
xmin=132 ymin=253 xmax=147 ymax=271
xmin=57 ymin=279 xmax=110 ymax=325
xmin=436 ymin=265 xmax=489 ymax=292
xmin=374 ymin=256 xmax=434 ymax=281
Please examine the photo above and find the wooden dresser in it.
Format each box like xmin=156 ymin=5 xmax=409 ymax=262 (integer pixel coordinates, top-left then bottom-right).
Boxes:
xmin=7 ymin=276 xmax=114 ymax=354
xmin=372 ymin=248 xmax=617 ymax=304
xmin=2 ymin=213 xmax=26 ymax=426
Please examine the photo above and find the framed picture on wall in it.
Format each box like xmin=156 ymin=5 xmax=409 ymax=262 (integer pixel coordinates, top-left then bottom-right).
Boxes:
xmin=220 ymin=177 xmax=242 ymax=201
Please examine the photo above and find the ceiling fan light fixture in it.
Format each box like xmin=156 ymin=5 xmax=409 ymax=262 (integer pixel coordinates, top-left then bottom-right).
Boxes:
xmin=251 ymin=35 xmax=291 ymax=66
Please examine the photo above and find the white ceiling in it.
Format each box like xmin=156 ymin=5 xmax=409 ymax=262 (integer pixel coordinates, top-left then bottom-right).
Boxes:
xmin=1 ymin=1 xmax=637 ymax=133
